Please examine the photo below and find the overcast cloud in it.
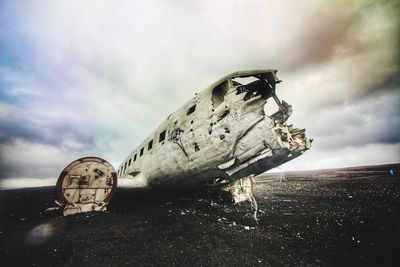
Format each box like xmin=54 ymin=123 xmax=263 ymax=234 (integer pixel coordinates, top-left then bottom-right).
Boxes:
xmin=0 ymin=0 xmax=399 ymax=188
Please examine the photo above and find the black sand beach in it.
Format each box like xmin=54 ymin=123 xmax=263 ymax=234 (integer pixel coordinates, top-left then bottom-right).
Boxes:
xmin=1 ymin=164 xmax=399 ymax=266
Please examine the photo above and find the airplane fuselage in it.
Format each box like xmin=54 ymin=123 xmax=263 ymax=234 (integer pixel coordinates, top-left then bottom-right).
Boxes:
xmin=117 ymin=70 xmax=311 ymax=189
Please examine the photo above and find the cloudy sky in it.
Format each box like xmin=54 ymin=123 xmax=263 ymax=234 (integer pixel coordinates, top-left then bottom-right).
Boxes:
xmin=0 ymin=0 xmax=399 ymax=188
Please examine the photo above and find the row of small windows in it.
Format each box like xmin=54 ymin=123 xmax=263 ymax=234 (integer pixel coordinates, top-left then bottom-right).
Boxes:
xmin=118 ymin=129 xmax=168 ymax=175
xmin=118 ymin=104 xmax=197 ymax=176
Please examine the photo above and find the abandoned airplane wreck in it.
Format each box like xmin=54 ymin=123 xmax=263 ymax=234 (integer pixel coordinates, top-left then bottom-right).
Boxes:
xmin=56 ymin=69 xmax=312 ymax=215
xmin=118 ymin=69 xmax=311 ymax=188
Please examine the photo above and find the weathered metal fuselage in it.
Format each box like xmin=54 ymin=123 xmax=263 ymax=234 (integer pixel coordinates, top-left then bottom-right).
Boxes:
xmin=118 ymin=70 xmax=311 ymax=189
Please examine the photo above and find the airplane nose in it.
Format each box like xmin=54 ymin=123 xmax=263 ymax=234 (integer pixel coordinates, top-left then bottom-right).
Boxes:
xmin=272 ymin=124 xmax=312 ymax=152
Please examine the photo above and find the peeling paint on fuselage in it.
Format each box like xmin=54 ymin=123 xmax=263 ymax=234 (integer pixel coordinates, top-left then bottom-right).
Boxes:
xmin=118 ymin=70 xmax=311 ymax=190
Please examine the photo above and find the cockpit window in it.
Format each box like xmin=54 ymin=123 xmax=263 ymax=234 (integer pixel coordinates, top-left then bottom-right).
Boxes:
xmin=234 ymin=75 xmax=275 ymax=101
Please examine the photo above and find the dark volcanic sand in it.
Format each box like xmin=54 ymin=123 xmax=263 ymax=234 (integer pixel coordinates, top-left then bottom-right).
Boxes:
xmin=1 ymin=164 xmax=399 ymax=266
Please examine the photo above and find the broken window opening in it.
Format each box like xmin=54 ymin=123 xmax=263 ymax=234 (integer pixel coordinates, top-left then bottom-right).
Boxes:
xmin=140 ymin=148 xmax=144 ymax=156
xmin=187 ymin=105 xmax=196 ymax=115
xmin=264 ymin=98 xmax=280 ymax=117
xmin=234 ymin=76 xmax=275 ymax=102
xmin=134 ymin=154 xmax=137 ymax=161
xmin=128 ymin=159 xmax=132 ymax=166
xmin=124 ymin=162 xmax=127 ymax=171
xmin=211 ymin=80 xmax=229 ymax=110
xmin=159 ymin=130 xmax=166 ymax=142
xmin=148 ymin=140 xmax=153 ymax=150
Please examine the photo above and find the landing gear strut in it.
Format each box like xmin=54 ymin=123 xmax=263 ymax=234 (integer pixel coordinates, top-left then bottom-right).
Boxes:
xmin=228 ymin=176 xmax=258 ymax=221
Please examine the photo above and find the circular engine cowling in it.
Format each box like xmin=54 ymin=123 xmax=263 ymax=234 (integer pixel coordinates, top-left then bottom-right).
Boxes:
xmin=56 ymin=157 xmax=117 ymax=216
